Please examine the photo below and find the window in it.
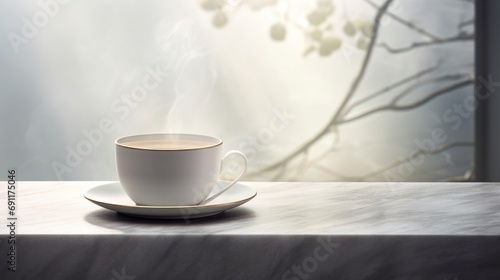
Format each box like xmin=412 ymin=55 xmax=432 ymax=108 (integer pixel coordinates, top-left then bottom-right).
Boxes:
xmin=1 ymin=0 xmax=474 ymax=181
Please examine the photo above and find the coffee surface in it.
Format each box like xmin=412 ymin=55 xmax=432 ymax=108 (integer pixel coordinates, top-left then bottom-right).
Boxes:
xmin=121 ymin=140 xmax=215 ymax=150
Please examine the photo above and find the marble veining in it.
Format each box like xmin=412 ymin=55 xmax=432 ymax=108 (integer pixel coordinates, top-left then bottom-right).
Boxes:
xmin=3 ymin=181 xmax=500 ymax=235
xmin=1 ymin=181 xmax=500 ymax=279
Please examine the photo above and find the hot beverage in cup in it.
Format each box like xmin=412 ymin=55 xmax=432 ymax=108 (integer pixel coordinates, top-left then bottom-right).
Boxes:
xmin=115 ymin=134 xmax=247 ymax=206
xmin=122 ymin=140 xmax=214 ymax=150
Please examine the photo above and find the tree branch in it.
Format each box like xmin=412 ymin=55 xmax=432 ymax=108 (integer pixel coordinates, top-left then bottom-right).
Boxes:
xmin=339 ymin=76 xmax=474 ymax=124
xmin=459 ymin=19 xmax=474 ymax=29
xmin=290 ymin=151 xmax=309 ymax=181
xmin=325 ymin=141 xmax=474 ymax=181
xmin=440 ymin=161 xmax=475 ymax=182
xmin=364 ymin=0 xmax=440 ymax=40
xmin=250 ymin=0 xmax=396 ymax=174
xmin=379 ymin=33 xmax=474 ymax=54
xmin=343 ymin=63 xmax=441 ymax=117
xmin=390 ymin=73 xmax=470 ymax=105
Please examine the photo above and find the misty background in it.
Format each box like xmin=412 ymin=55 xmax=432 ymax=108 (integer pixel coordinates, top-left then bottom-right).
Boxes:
xmin=0 ymin=0 xmax=474 ymax=181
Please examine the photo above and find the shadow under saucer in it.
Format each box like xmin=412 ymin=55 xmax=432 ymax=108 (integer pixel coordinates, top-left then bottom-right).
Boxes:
xmin=84 ymin=206 xmax=256 ymax=233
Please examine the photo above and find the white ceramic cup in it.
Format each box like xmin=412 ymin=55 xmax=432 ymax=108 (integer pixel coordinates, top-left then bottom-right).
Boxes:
xmin=115 ymin=133 xmax=248 ymax=206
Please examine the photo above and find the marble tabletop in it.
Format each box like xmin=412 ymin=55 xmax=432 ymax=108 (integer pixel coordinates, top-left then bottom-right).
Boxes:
xmin=2 ymin=181 xmax=500 ymax=279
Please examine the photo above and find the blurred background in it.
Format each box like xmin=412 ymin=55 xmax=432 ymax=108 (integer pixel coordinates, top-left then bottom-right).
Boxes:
xmin=0 ymin=0 xmax=474 ymax=181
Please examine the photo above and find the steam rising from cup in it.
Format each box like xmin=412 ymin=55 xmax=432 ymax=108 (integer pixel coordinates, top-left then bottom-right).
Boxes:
xmin=167 ymin=53 xmax=217 ymax=133
xmin=156 ymin=18 xmax=218 ymax=133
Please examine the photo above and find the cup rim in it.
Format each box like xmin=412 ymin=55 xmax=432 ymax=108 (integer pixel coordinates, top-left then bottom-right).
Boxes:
xmin=115 ymin=133 xmax=223 ymax=151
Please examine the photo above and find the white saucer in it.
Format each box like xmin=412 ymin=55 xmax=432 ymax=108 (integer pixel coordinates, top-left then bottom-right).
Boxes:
xmin=84 ymin=181 xmax=257 ymax=219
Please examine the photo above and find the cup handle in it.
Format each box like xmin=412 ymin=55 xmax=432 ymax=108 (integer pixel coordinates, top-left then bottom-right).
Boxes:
xmin=198 ymin=150 xmax=248 ymax=205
